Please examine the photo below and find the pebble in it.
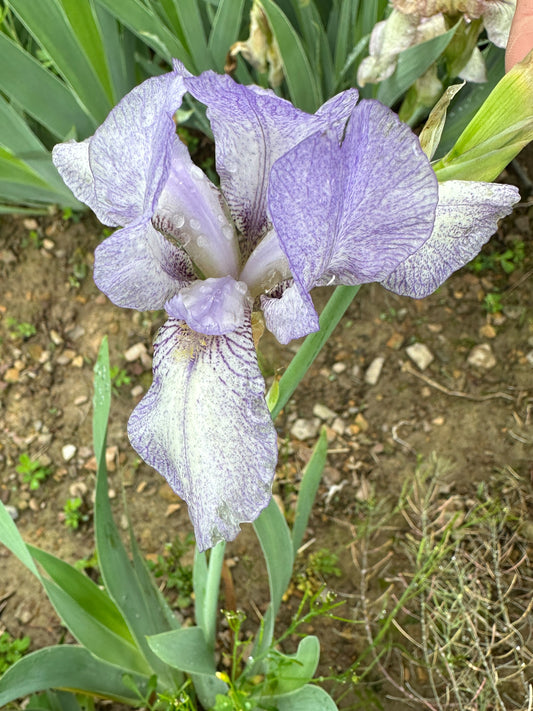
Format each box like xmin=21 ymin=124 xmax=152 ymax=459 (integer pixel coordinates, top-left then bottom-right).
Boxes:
xmin=526 ymin=350 xmax=533 ymax=367
xmin=62 ymin=444 xmax=77 ymax=462
xmin=332 ymin=361 xmax=347 ymax=374
xmin=479 ymin=324 xmax=496 ymax=339
xmin=331 ymin=417 xmax=345 ymax=436
xmin=74 ymin=395 xmax=88 ymax=406
xmin=124 ymin=342 xmax=152 ymax=369
xmin=290 ymin=418 xmax=320 ymax=441
xmin=406 ymin=343 xmax=434 ymax=371
xmin=312 ymin=403 xmax=337 ymax=421
xmin=467 ymin=343 xmax=496 ymax=370
xmin=5 ymin=505 xmax=18 ymax=520
xmin=365 ymin=356 xmax=385 ymax=385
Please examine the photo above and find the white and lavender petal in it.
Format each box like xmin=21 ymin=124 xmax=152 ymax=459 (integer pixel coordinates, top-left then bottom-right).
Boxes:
xmin=268 ymin=99 xmax=439 ymax=295
xmin=185 ymin=71 xmax=358 ymax=251
xmin=165 ymin=276 xmax=250 ymax=335
xmin=94 ymin=222 xmax=195 ymax=310
xmin=381 ymin=180 xmax=520 ymax=298
xmin=53 ymin=70 xmax=186 ymax=226
xmin=153 ymin=138 xmax=240 ymax=279
xmin=128 ymin=316 xmax=277 ymax=551
xmin=239 ymin=228 xmax=292 ymax=297
xmin=261 ymin=282 xmax=319 ymax=344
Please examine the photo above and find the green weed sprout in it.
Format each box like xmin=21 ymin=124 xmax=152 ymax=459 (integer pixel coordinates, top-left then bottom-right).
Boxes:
xmin=15 ymin=454 xmax=51 ymax=490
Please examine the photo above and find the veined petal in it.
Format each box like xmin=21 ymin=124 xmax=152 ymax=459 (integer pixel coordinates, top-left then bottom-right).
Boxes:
xmin=382 ymin=180 xmax=520 ymax=298
xmin=261 ymin=282 xmax=319 ymax=345
xmin=239 ymin=228 xmax=292 ymax=297
xmin=153 ymin=138 xmax=240 ymax=279
xmin=165 ymin=276 xmax=250 ymax=335
xmin=94 ymin=221 xmax=195 ymax=310
xmin=185 ymin=71 xmax=358 ymax=251
xmin=52 ymin=70 xmax=186 ymax=226
xmin=268 ymin=99 xmax=438 ymax=295
xmin=128 ymin=316 xmax=277 ymax=551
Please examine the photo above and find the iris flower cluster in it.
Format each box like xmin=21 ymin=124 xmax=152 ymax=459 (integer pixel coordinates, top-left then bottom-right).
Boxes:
xmin=53 ymin=63 xmax=518 ymax=550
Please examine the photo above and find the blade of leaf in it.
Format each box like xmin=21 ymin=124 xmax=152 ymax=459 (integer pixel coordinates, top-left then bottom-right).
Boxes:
xmin=0 ymin=501 xmax=41 ymax=578
xmin=58 ymin=0 xmax=116 ymax=104
xmin=26 ymin=545 xmax=149 ymax=674
xmin=147 ymin=627 xmax=217 ymax=676
xmin=95 ymin=0 xmax=193 ymax=68
xmin=252 ymin=498 xmax=294 ymax=658
xmin=289 ymin=0 xmax=334 ymax=99
xmin=261 ymin=636 xmax=320 ymax=697
xmin=9 ymin=0 xmax=113 ymax=123
xmin=258 ymin=0 xmax=322 ymax=112
xmin=94 ymin=2 xmax=135 ymax=100
xmin=292 ymin=428 xmax=328 ymax=556
xmin=269 ymin=683 xmax=339 ymax=710
xmin=0 ymin=34 xmax=95 ymax=138
xmin=92 ymin=339 xmax=182 ymax=686
xmin=270 ymin=285 xmax=360 ymax=420
xmin=159 ymin=0 xmax=212 ymax=73
xmin=0 ymin=96 xmax=75 ymax=193
xmin=208 ymin=0 xmax=245 ymax=71
xmin=377 ymin=22 xmax=460 ymax=108
xmin=0 ymin=647 xmax=151 ymax=707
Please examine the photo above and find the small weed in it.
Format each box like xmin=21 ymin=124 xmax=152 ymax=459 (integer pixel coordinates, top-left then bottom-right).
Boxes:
xmin=483 ymin=291 xmax=503 ymax=313
xmin=0 ymin=632 xmax=30 ymax=674
xmin=110 ymin=365 xmax=131 ymax=391
xmin=16 ymin=453 xmax=52 ymax=490
xmin=5 ymin=317 xmax=36 ymax=340
xmin=296 ymin=548 xmax=342 ymax=594
xmin=21 ymin=229 xmax=43 ymax=249
xmin=470 ymin=241 xmax=525 ymax=274
xmin=63 ymin=497 xmax=90 ymax=529
xmin=147 ymin=534 xmax=194 ymax=609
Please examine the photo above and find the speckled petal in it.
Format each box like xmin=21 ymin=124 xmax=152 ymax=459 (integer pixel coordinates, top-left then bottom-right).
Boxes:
xmin=52 ymin=70 xmax=186 ymax=226
xmin=268 ymin=99 xmax=438 ymax=295
xmin=94 ymin=222 xmax=195 ymax=310
xmin=128 ymin=315 xmax=277 ymax=551
xmin=185 ymin=71 xmax=358 ymax=251
xmin=261 ymin=282 xmax=319 ymax=344
xmin=381 ymin=180 xmax=520 ymax=298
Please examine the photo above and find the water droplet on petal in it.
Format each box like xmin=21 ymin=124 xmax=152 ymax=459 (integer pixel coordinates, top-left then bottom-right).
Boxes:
xmin=190 ymin=218 xmax=201 ymax=231
xmin=190 ymin=165 xmax=205 ymax=180
xmin=223 ymin=225 xmax=234 ymax=241
xmin=197 ymin=235 xmax=208 ymax=249
xmin=174 ymin=215 xmax=185 ymax=229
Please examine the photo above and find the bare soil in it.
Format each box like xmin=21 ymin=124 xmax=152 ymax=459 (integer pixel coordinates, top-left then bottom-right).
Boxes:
xmin=1 ymin=157 xmax=532 ymax=709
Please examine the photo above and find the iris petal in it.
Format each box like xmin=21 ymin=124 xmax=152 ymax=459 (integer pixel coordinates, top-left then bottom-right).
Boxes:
xmin=382 ymin=180 xmax=520 ymax=298
xmin=128 ymin=314 xmax=277 ymax=551
xmin=94 ymin=222 xmax=195 ymax=310
xmin=268 ymin=99 xmax=439 ymax=294
xmin=153 ymin=138 xmax=239 ymax=279
xmin=186 ymin=71 xmax=358 ymax=252
xmin=52 ymin=70 xmax=186 ymax=226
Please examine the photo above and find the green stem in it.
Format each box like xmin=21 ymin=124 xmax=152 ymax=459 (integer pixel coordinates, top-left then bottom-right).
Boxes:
xmin=203 ymin=540 xmax=226 ymax=649
xmin=270 ymin=284 xmax=360 ymax=420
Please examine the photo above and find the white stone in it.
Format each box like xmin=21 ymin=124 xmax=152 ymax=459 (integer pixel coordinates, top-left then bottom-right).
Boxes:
xmin=406 ymin=343 xmax=434 ymax=370
xmin=331 ymin=417 xmax=345 ymax=436
xmin=365 ymin=356 xmax=385 ymax=385
xmin=467 ymin=343 xmax=496 ymax=370
xmin=312 ymin=403 xmax=337 ymax=421
xmin=290 ymin=418 xmax=320 ymax=441
xmin=332 ymin=361 xmax=347 ymax=374
xmin=62 ymin=444 xmax=77 ymax=462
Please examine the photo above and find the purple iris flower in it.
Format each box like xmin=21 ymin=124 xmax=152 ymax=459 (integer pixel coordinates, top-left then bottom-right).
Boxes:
xmin=52 ymin=63 xmax=518 ymax=550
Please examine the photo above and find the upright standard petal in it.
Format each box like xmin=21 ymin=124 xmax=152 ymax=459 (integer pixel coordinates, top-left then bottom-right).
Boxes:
xmin=128 ymin=315 xmax=277 ymax=551
xmin=381 ymin=180 xmax=520 ymax=298
xmin=94 ymin=222 xmax=195 ymax=310
xmin=52 ymin=70 xmax=186 ymax=226
xmin=186 ymin=71 xmax=358 ymax=251
xmin=268 ymin=99 xmax=438 ymax=295
xmin=153 ymin=138 xmax=239 ymax=279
